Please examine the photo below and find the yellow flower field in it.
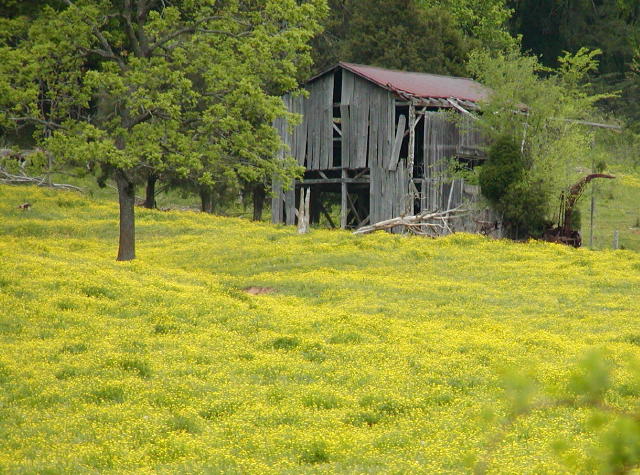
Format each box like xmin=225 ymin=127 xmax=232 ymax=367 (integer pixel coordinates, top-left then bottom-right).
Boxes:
xmin=1 ymin=185 xmax=640 ymax=473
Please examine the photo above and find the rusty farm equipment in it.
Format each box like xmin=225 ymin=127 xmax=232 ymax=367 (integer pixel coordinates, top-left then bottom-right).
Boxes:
xmin=543 ymin=173 xmax=615 ymax=247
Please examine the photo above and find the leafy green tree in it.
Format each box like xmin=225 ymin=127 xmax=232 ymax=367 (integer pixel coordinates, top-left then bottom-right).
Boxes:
xmin=508 ymin=0 xmax=640 ymax=131
xmin=419 ymin=0 xmax=516 ymax=52
xmin=345 ymin=0 xmax=468 ymax=75
xmin=479 ymin=136 xmax=524 ymax=204
xmin=479 ymin=136 xmax=548 ymax=238
xmin=0 ymin=0 xmax=325 ymax=260
xmin=312 ymin=0 xmax=515 ymax=74
xmin=313 ymin=0 xmax=470 ymax=75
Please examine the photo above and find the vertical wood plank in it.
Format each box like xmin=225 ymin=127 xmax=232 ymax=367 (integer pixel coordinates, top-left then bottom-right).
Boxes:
xmin=355 ymin=80 xmax=370 ymax=168
xmin=368 ymin=88 xmax=379 ymax=168
xmin=340 ymin=104 xmax=351 ymax=168
xmin=341 ymin=168 xmax=348 ymax=229
xmin=342 ymin=71 xmax=355 ymax=169
xmin=407 ymin=102 xmax=416 ymax=213
xmin=389 ymin=114 xmax=406 ymax=171
xmin=322 ymin=74 xmax=334 ymax=170
xmin=285 ymin=185 xmax=296 ymax=226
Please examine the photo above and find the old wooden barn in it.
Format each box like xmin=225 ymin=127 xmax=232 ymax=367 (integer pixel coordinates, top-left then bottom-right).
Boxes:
xmin=272 ymin=62 xmax=489 ymax=230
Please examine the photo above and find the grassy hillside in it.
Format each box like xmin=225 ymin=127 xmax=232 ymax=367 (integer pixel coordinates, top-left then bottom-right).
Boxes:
xmin=1 ymin=185 xmax=640 ymax=473
xmin=578 ymin=170 xmax=640 ymax=252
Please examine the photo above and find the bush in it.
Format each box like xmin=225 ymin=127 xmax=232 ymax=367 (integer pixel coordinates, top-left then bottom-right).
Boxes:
xmin=479 ymin=137 xmax=524 ymax=205
xmin=479 ymin=136 xmax=551 ymax=239
xmin=501 ymin=179 xmax=551 ymax=239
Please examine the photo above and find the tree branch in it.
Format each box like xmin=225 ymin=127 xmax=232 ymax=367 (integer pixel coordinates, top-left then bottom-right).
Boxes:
xmin=126 ymin=110 xmax=156 ymax=129
xmin=61 ymin=0 xmax=127 ymax=71
xmin=122 ymin=0 xmax=143 ymax=57
xmin=9 ymin=117 xmax=68 ymax=130
xmin=148 ymin=15 xmax=251 ymax=52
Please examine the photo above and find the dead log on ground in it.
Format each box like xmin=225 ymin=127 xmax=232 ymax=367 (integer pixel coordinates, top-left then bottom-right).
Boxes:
xmin=0 ymin=167 xmax=84 ymax=192
xmin=353 ymin=207 xmax=468 ymax=236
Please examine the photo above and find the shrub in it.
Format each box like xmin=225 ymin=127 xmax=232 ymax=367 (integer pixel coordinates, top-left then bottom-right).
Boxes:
xmin=501 ymin=178 xmax=551 ymax=238
xmin=479 ymin=136 xmax=525 ymax=205
xmin=480 ymin=136 xmax=551 ymax=239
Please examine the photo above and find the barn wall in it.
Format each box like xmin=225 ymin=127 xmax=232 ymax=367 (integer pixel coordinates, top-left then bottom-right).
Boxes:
xmin=342 ymin=73 xmax=400 ymax=224
xmin=272 ymin=73 xmax=335 ymax=223
xmin=422 ymin=112 xmax=484 ymax=213
xmin=275 ymin=73 xmax=334 ymax=171
xmin=273 ymin=69 xmax=401 ymax=225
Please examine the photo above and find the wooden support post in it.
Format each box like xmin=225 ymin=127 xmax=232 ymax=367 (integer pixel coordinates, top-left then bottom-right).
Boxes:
xmin=341 ymin=168 xmax=348 ymax=229
xmin=406 ymin=101 xmax=417 ymax=215
xmin=613 ymin=230 xmax=619 ymax=250
xmin=347 ymin=192 xmax=362 ymax=225
xmin=318 ymin=201 xmax=336 ymax=229
xmin=297 ymin=187 xmax=311 ymax=234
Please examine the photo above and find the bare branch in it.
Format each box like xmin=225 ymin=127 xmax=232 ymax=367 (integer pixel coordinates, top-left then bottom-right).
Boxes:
xmin=0 ymin=165 xmax=83 ymax=192
xmin=61 ymin=0 xmax=127 ymax=70
xmin=353 ymin=207 xmax=468 ymax=236
xmin=122 ymin=0 xmax=143 ymax=57
xmin=126 ymin=110 xmax=153 ymax=129
xmin=148 ymin=15 xmax=251 ymax=52
xmin=9 ymin=117 xmax=68 ymax=131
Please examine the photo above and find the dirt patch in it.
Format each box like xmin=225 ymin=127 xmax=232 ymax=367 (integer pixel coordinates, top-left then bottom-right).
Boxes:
xmin=244 ymin=286 xmax=277 ymax=296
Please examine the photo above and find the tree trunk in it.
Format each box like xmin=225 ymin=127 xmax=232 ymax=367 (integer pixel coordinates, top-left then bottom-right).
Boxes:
xmin=252 ymin=183 xmax=266 ymax=221
xmin=200 ymin=187 xmax=214 ymax=214
xmin=116 ymin=170 xmax=136 ymax=261
xmin=144 ymin=174 xmax=157 ymax=209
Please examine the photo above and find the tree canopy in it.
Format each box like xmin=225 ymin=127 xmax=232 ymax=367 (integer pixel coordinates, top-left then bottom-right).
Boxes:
xmin=311 ymin=0 xmax=514 ymax=75
xmin=508 ymin=0 xmax=640 ymax=131
xmin=0 ymin=0 xmax=326 ymax=260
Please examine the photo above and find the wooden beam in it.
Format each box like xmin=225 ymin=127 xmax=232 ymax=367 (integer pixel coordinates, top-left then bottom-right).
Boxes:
xmin=297 ymin=178 xmax=369 ymax=185
xmin=341 ymin=168 xmax=348 ymax=229
xmin=352 ymin=169 xmax=368 ymax=180
xmin=389 ymin=114 xmax=406 ymax=171
xmin=347 ymin=192 xmax=362 ymax=224
xmin=406 ymin=102 xmax=416 ymax=215
xmin=403 ymin=113 xmax=423 ymax=138
xmin=317 ymin=200 xmax=336 ymax=229
xmin=447 ymin=98 xmax=478 ymax=119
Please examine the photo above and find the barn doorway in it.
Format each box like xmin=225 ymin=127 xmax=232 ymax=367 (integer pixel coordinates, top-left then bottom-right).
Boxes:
xmin=294 ymin=169 xmax=370 ymax=229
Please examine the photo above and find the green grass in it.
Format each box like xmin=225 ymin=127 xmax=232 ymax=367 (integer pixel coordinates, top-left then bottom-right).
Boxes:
xmin=578 ymin=170 xmax=640 ymax=251
xmin=1 ymin=184 xmax=640 ymax=473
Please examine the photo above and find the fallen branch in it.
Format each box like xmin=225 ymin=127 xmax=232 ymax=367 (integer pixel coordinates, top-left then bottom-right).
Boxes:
xmin=0 ymin=167 xmax=83 ymax=192
xmin=353 ymin=207 xmax=468 ymax=236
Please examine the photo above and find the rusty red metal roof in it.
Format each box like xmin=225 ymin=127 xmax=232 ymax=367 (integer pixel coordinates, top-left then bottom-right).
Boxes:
xmin=337 ymin=62 xmax=489 ymax=103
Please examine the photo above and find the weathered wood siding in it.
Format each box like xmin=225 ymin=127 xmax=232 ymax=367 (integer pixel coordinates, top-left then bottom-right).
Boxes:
xmin=422 ymin=112 xmax=483 ymax=212
xmin=274 ymin=74 xmax=334 ymax=171
xmin=274 ymin=71 xmax=397 ymax=172
xmin=273 ymin=67 xmax=484 ymax=226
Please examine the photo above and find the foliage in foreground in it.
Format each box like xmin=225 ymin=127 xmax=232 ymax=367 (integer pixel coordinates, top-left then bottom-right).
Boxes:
xmin=1 ymin=185 xmax=640 ymax=473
